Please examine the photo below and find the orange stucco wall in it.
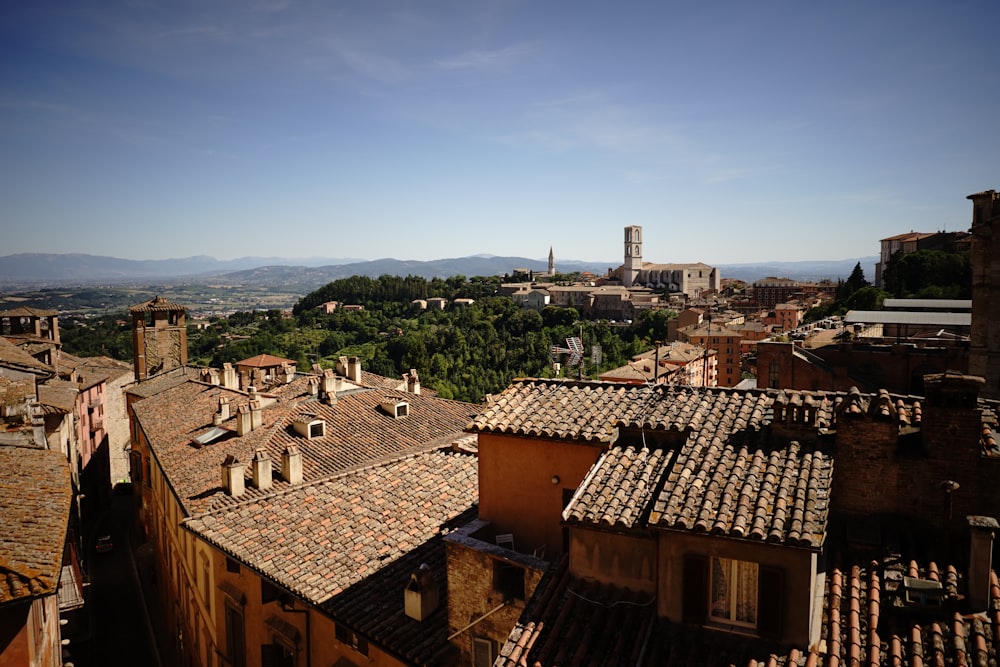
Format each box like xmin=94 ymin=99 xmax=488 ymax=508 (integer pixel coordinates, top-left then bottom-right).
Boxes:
xmin=477 ymin=433 xmax=606 ymax=558
xmin=569 ymin=527 xmax=657 ymax=594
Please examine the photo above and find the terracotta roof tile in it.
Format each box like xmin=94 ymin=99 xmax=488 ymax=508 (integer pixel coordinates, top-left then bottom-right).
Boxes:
xmin=184 ymin=448 xmax=477 ymax=604
xmin=0 ymin=335 xmax=54 ymax=375
xmin=132 ymin=377 xmax=476 ymax=516
xmin=128 ymin=295 xmax=188 ymax=313
xmin=483 ymin=381 xmax=832 ymax=549
xmin=0 ymin=446 xmax=72 ymax=604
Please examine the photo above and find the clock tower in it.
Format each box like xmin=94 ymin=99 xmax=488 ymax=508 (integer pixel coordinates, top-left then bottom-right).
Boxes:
xmin=623 ymin=225 xmax=643 ymax=287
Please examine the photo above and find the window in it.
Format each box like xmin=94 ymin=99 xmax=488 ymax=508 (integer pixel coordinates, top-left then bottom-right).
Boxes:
xmin=225 ymin=602 xmax=246 ymax=667
xmin=710 ymin=558 xmax=758 ymax=627
xmin=201 ymin=553 xmax=212 ymax=613
xmin=261 ymin=639 xmax=295 ymax=667
xmin=335 ymin=623 xmax=369 ymax=656
xmin=493 ymin=559 xmax=525 ymax=601
xmin=682 ymin=554 xmax=784 ymax=640
xmin=261 ymin=579 xmax=280 ymax=604
xmin=473 ymin=637 xmax=497 ymax=667
xmin=226 ymin=557 xmax=241 ymax=574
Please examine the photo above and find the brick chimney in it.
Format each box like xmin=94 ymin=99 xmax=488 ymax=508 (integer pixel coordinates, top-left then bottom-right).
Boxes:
xmin=967 ymin=515 xmax=998 ymax=611
xmin=222 ymin=455 xmax=245 ymax=497
xmin=281 ymin=444 xmax=303 ymax=485
xmin=251 ymin=448 xmax=272 ymax=490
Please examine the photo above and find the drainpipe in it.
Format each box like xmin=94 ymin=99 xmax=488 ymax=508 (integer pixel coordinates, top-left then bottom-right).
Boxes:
xmin=281 ymin=600 xmax=311 ymax=667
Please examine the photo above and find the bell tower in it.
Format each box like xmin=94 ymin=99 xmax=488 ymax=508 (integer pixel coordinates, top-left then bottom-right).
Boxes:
xmin=623 ymin=226 xmax=643 ymax=287
xmin=129 ymin=296 xmax=188 ymax=381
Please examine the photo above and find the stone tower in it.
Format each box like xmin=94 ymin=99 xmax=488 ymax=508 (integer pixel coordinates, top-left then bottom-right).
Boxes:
xmin=129 ymin=296 xmax=188 ymax=381
xmin=548 ymin=246 xmax=555 ymax=276
xmin=968 ymin=189 xmax=1000 ymax=399
xmin=623 ymin=226 xmax=643 ymax=287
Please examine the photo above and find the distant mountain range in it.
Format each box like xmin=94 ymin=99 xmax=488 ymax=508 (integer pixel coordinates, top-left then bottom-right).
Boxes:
xmin=0 ymin=253 xmax=878 ymax=291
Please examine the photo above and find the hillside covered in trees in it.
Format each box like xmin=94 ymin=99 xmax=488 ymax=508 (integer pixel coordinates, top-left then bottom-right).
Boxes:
xmin=62 ymin=275 xmax=672 ymax=403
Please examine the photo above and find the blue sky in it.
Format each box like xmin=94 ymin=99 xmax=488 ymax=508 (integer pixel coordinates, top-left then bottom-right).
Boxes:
xmin=2 ymin=1 xmax=998 ymax=265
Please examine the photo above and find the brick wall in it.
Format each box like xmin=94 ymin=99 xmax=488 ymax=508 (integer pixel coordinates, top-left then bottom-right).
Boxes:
xmin=831 ymin=374 xmax=1000 ymax=526
xmin=445 ymin=537 xmax=546 ymax=666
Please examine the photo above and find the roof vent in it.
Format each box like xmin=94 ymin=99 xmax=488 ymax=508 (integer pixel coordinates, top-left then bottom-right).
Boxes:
xmin=292 ymin=414 xmax=326 ymax=440
xmin=380 ymin=398 xmax=409 ymax=419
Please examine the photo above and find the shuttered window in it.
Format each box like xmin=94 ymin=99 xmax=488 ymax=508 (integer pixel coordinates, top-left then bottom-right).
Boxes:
xmin=682 ymin=554 xmax=708 ymax=624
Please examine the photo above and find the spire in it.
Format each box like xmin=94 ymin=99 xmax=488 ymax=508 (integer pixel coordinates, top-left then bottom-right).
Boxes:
xmin=548 ymin=246 xmax=555 ymax=275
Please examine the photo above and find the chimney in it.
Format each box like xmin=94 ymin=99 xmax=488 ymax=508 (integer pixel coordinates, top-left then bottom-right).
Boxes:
xmin=236 ymin=404 xmax=253 ymax=436
xmin=251 ymin=448 xmax=272 ymax=490
xmin=222 ymin=455 xmax=245 ymax=497
xmin=281 ymin=444 xmax=303 ymax=485
xmin=347 ymin=356 xmax=362 ymax=383
xmin=405 ymin=369 xmax=421 ymax=395
xmin=967 ymin=515 xmax=998 ymax=611
xmin=218 ymin=397 xmax=231 ymax=421
xmin=307 ymin=377 xmax=319 ymax=397
xmin=239 ymin=370 xmax=250 ymax=391
xmin=404 ymin=564 xmax=439 ymax=621
xmin=249 ymin=399 xmax=262 ymax=430
xmin=321 ymin=370 xmax=339 ymax=405
xmin=277 ymin=363 xmax=295 ymax=384
xmin=222 ymin=363 xmax=238 ymax=389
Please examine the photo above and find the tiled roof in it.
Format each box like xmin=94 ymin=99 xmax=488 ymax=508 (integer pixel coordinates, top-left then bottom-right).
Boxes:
xmin=129 ymin=295 xmax=187 ymax=313
xmin=754 ymin=531 xmax=1000 ymax=667
xmin=0 ymin=335 xmax=54 ymax=375
xmin=0 ymin=307 xmax=58 ymax=317
xmin=478 ymin=382 xmax=843 ymax=548
xmin=0 ymin=446 xmax=72 ymax=604
xmin=322 ymin=512 xmax=474 ymax=666
xmin=236 ymin=354 xmax=296 ymax=368
xmin=37 ymin=380 xmax=79 ymax=414
xmin=132 ymin=377 xmax=476 ymax=516
xmin=468 ymin=379 xmax=643 ymax=444
xmin=125 ymin=366 xmax=201 ymax=398
xmin=184 ymin=448 xmax=478 ymax=605
xmin=564 ymin=445 xmax=672 ymax=530
xmin=651 ymin=438 xmax=831 ymax=548
xmin=499 ymin=535 xmax=1000 ymax=667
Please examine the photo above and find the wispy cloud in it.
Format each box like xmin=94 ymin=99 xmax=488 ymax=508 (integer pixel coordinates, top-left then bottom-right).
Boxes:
xmin=435 ymin=43 xmax=535 ymax=71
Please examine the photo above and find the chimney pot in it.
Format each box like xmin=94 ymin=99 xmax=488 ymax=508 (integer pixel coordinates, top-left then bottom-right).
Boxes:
xmin=251 ymin=448 xmax=272 ymax=490
xmin=222 ymin=455 xmax=245 ymax=497
xmin=236 ymin=404 xmax=253 ymax=436
xmin=404 ymin=563 xmax=439 ymax=621
xmin=281 ymin=444 xmax=303 ymax=485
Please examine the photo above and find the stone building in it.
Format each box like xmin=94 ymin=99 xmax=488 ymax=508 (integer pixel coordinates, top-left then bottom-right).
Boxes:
xmin=615 ymin=226 xmax=720 ymax=297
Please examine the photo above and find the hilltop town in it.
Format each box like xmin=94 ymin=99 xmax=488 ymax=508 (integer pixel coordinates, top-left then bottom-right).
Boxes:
xmin=1 ymin=189 xmax=997 ymax=667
